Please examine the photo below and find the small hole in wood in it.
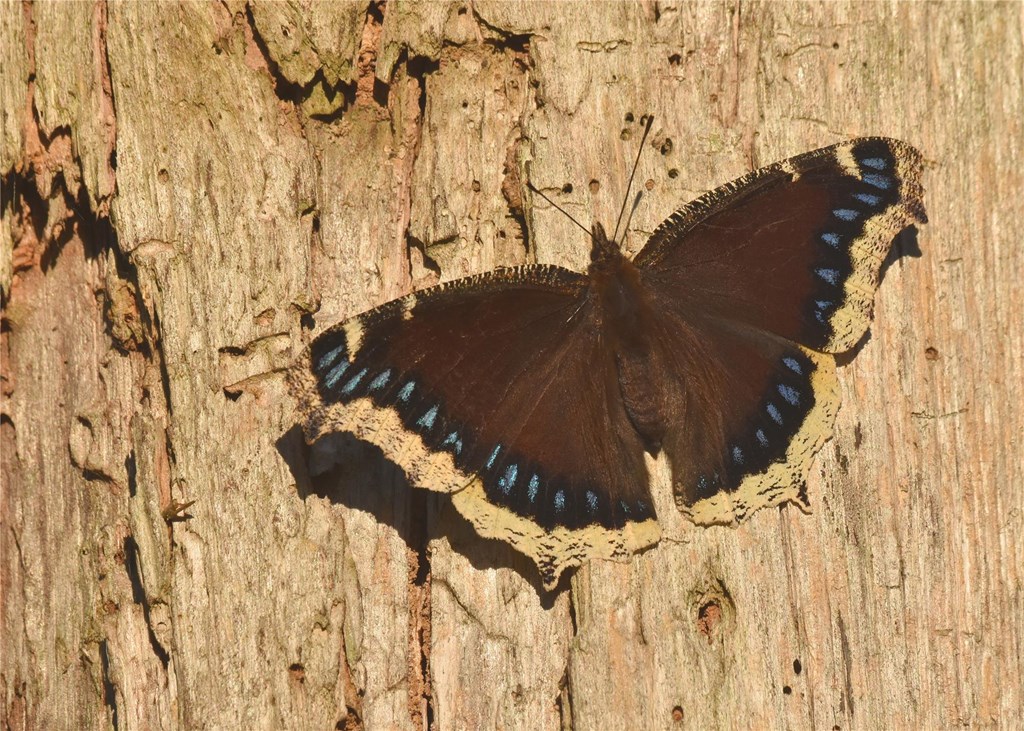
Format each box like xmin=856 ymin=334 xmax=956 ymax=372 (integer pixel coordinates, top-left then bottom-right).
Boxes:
xmin=696 ymin=600 xmax=722 ymax=640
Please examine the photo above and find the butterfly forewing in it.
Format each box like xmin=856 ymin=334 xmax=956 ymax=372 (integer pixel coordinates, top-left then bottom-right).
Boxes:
xmin=635 ymin=138 xmax=926 ymax=353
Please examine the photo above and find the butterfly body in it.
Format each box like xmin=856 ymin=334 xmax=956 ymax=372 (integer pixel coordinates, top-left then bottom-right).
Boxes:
xmin=289 ymin=137 xmax=926 ymax=589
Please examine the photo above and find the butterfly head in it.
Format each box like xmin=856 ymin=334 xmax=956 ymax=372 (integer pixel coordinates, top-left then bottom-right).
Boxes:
xmin=589 ymin=221 xmax=623 ymax=267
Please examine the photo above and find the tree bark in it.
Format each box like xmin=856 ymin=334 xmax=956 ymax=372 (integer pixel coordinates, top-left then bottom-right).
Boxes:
xmin=2 ymin=1 xmax=1021 ymax=729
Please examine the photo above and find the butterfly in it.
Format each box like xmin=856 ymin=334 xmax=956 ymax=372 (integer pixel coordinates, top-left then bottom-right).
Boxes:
xmin=288 ymin=124 xmax=926 ymax=590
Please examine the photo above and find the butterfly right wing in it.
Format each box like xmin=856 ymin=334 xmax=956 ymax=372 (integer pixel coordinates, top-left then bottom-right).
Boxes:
xmin=630 ymin=300 xmax=840 ymax=525
xmin=634 ymin=138 xmax=925 ymax=353
xmin=629 ymin=138 xmax=924 ymax=522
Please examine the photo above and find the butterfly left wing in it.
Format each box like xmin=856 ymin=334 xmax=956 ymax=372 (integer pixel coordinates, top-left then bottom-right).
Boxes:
xmin=288 ymin=265 xmax=661 ymax=589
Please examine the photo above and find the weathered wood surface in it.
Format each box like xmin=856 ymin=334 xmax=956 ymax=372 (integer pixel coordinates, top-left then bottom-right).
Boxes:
xmin=2 ymin=2 xmax=1021 ymax=729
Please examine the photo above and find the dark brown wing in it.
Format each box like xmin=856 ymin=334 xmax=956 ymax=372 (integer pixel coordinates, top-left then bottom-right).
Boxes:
xmin=631 ymin=138 xmax=924 ymax=520
xmin=633 ymin=299 xmax=839 ymax=524
xmin=288 ymin=265 xmax=660 ymax=589
xmin=634 ymin=138 xmax=926 ymax=352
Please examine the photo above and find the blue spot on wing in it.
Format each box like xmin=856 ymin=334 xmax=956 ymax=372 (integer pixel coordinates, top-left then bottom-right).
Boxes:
xmin=498 ymin=463 xmax=518 ymax=495
xmin=417 ymin=405 xmax=438 ymax=429
xmin=860 ymin=157 xmax=887 ymax=170
xmin=397 ymin=381 xmax=415 ymax=402
xmin=732 ymin=445 xmax=744 ymax=464
xmin=486 ymin=445 xmax=501 ymax=470
xmin=862 ymin=173 xmax=893 ymax=190
xmin=783 ymin=356 xmax=803 ymax=375
xmin=777 ymin=383 xmax=800 ymax=406
xmin=854 ymin=192 xmax=882 ymax=207
xmin=442 ymin=431 xmax=463 ymax=455
xmin=553 ymin=490 xmax=566 ymax=512
xmin=816 ymin=268 xmax=841 ymax=286
xmin=528 ymin=475 xmax=540 ymax=503
xmin=341 ymin=367 xmax=368 ymax=395
xmin=368 ymin=369 xmax=391 ymax=391
xmin=585 ymin=490 xmax=599 ymax=514
xmin=756 ymin=429 xmax=769 ymax=447
xmin=821 ymin=232 xmax=842 ymax=248
xmin=833 ymin=208 xmax=859 ymax=221
xmin=766 ymin=402 xmax=783 ymax=425
xmin=324 ymin=361 xmax=350 ymax=389
xmin=318 ymin=344 xmax=346 ymax=372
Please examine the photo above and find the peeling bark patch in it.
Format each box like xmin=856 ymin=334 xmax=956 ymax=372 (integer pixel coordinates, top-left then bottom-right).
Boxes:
xmin=500 ymin=134 xmax=528 ymax=255
xmin=92 ymin=0 xmax=118 ymax=209
xmin=355 ymin=1 xmax=387 ymax=110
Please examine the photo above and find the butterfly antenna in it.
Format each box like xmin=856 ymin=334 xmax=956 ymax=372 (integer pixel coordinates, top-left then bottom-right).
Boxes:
xmin=612 ymin=114 xmax=654 ymax=243
xmin=620 ymin=190 xmax=644 ymax=248
xmin=526 ymin=181 xmax=594 ymax=240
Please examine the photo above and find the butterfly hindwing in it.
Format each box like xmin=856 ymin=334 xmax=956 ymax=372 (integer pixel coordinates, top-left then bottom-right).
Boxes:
xmin=288 ymin=265 xmax=661 ymax=589
xmin=635 ymin=138 xmax=926 ymax=353
xmin=633 ymin=302 xmax=840 ymax=523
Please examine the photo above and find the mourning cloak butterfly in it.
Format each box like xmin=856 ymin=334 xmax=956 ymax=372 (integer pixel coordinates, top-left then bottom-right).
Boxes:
xmin=288 ymin=127 xmax=926 ymax=589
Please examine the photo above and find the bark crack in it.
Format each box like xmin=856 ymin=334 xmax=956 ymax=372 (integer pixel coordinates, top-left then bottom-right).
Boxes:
xmin=406 ymin=490 xmax=434 ymax=729
xmin=122 ymin=536 xmax=171 ymax=668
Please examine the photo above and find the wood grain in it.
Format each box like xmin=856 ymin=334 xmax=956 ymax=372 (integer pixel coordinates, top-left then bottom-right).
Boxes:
xmin=2 ymin=2 xmax=1021 ymax=729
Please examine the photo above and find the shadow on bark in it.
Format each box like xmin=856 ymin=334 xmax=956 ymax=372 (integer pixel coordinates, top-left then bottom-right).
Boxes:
xmin=836 ymin=224 xmax=924 ymax=366
xmin=276 ymin=426 xmax=563 ymax=603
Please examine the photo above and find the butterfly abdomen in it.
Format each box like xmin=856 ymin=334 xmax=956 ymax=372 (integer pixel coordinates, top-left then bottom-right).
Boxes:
xmin=590 ymin=253 xmax=675 ymax=452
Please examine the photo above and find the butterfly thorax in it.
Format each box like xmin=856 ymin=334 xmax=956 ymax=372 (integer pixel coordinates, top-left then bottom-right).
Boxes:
xmin=587 ymin=222 xmax=671 ymax=452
